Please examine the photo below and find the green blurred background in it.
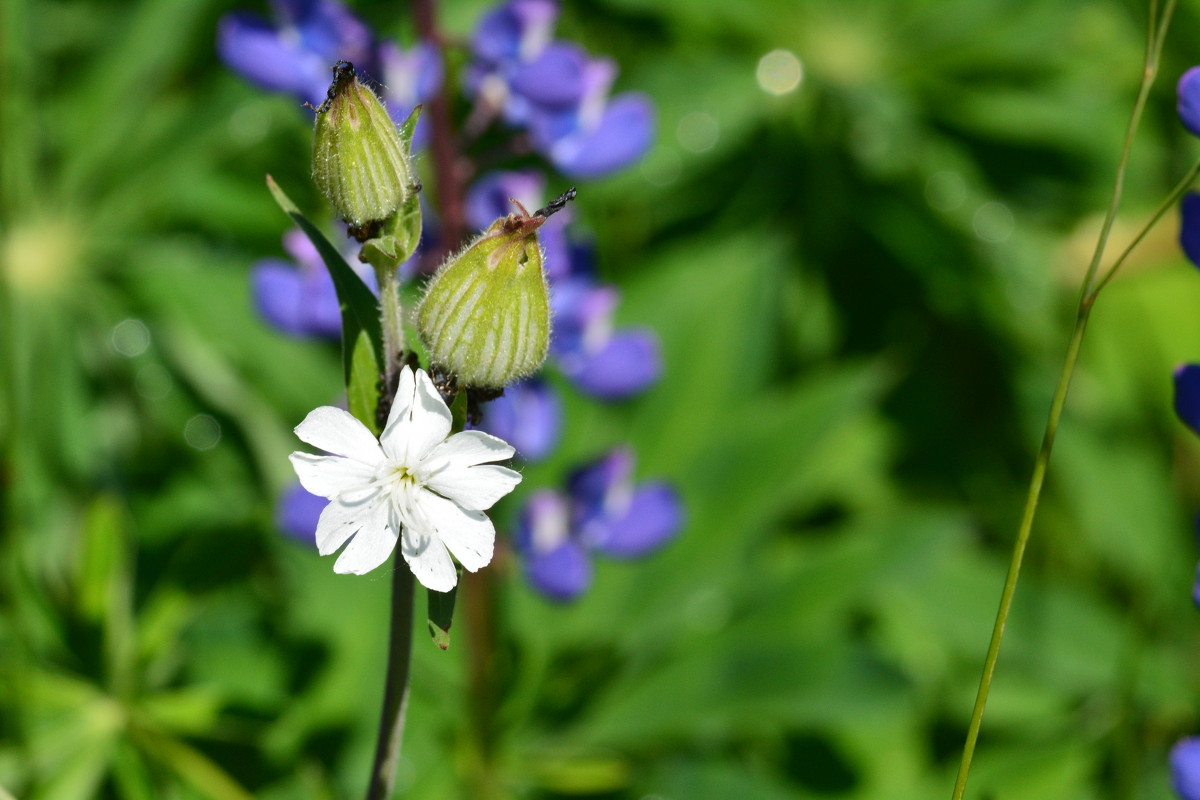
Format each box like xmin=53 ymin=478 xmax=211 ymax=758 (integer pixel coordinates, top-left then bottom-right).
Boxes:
xmin=5 ymin=0 xmax=1200 ymax=797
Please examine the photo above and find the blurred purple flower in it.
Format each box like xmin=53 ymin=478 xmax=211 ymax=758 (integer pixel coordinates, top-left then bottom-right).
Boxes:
xmin=1181 ymin=193 xmax=1200 ymax=269
xmin=529 ymin=58 xmax=655 ymax=178
xmin=218 ymin=0 xmax=376 ymax=108
xmin=469 ymin=1 xmax=653 ymax=178
xmin=380 ymin=39 xmax=443 ymax=148
xmin=471 ymin=379 xmax=562 ymax=462
xmin=1175 ymin=364 xmax=1200 ymax=436
xmin=1180 ymin=67 xmax=1200 ymax=138
xmin=551 ymin=277 xmax=661 ymax=399
xmin=515 ymin=448 xmax=682 ymax=601
xmin=1173 ymin=737 xmax=1200 ymax=800
xmin=251 ymin=228 xmax=377 ymax=338
xmin=469 ymin=0 xmax=566 ymax=125
xmin=277 ymin=482 xmax=326 ymax=545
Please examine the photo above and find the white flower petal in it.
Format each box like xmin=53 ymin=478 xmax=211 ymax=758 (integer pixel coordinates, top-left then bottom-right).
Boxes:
xmin=380 ymin=367 xmax=416 ymax=442
xmin=412 ymin=489 xmax=495 ymax=572
xmin=289 ymin=452 xmax=377 ymax=499
xmin=294 ymin=406 xmax=384 ymax=465
xmin=380 ymin=368 xmax=452 ymax=465
xmin=401 ymin=524 xmax=458 ymax=592
xmin=424 ymin=464 xmax=522 ymax=511
xmin=315 ymin=492 xmax=382 ymax=555
xmin=410 ymin=369 xmax=454 ymax=460
xmin=332 ymin=500 xmax=397 ymax=575
xmin=422 ymin=429 xmax=516 ymax=470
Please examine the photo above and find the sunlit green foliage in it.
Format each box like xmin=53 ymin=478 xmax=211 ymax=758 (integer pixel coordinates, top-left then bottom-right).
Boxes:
xmin=3 ymin=0 xmax=1200 ymax=798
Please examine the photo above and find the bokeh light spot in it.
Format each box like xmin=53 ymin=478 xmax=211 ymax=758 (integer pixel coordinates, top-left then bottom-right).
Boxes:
xmin=185 ymin=414 xmax=222 ymax=450
xmin=925 ymin=171 xmax=967 ymax=212
xmin=973 ymin=202 xmax=1015 ymax=243
xmin=756 ymin=49 xmax=803 ymax=95
xmin=111 ymin=319 xmax=151 ymax=357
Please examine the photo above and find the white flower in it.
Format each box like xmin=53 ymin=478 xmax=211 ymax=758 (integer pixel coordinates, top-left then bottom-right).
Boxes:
xmin=289 ymin=366 xmax=522 ymax=591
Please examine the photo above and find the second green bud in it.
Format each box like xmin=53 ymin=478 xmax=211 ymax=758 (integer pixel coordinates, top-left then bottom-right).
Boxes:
xmin=417 ymin=202 xmax=565 ymax=390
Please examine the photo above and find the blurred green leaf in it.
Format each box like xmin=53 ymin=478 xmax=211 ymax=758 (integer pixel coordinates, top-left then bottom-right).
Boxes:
xmin=266 ymin=175 xmax=384 ymax=415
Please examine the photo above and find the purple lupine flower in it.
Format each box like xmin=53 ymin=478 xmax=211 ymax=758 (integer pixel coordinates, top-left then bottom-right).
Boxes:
xmin=252 ymin=227 xmax=377 ymax=338
xmin=528 ymin=57 xmax=655 ymax=178
xmin=468 ymin=1 xmax=653 ymax=178
xmin=471 ymin=379 xmax=562 ymax=462
xmin=218 ymin=0 xmax=376 ymax=108
xmin=1174 ymin=364 xmax=1200 ymax=435
xmin=1173 ymin=737 xmax=1200 ymax=800
xmin=277 ymin=482 xmax=326 ymax=545
xmin=379 ymin=39 xmax=443 ymax=148
xmin=550 ymin=276 xmax=662 ymax=399
xmin=515 ymin=448 xmax=683 ymax=601
xmin=1180 ymin=67 xmax=1200 ymax=138
xmin=468 ymin=0 xmax=567 ymax=125
xmin=1181 ymin=193 xmax=1200 ymax=268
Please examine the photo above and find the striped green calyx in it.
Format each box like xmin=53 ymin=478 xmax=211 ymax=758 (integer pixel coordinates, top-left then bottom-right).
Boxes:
xmin=312 ymin=61 xmax=411 ymax=228
xmin=417 ymin=205 xmax=557 ymax=390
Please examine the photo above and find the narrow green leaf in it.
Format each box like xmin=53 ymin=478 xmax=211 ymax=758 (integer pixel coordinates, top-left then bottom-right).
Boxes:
xmin=427 ymin=578 xmax=460 ymax=651
xmin=77 ymin=496 xmax=126 ymax=623
xmin=347 ymin=331 xmax=382 ymax=436
xmin=265 ymin=176 xmax=384 ymax=413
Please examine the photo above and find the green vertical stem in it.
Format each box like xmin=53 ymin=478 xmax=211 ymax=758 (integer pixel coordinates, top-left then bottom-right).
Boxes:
xmin=375 ymin=265 xmax=406 ymax=388
xmin=463 ymin=569 xmax=502 ymax=799
xmin=949 ymin=2 xmax=1176 ymax=798
xmin=364 ymin=563 xmax=416 ymax=800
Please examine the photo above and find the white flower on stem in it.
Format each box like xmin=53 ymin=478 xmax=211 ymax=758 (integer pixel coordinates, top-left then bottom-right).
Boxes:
xmin=289 ymin=366 xmax=521 ymax=591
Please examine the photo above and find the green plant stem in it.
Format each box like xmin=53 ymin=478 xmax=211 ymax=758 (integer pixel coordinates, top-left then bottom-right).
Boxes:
xmin=1090 ymin=157 xmax=1200 ymax=298
xmin=375 ymin=265 xmax=406 ymax=388
xmin=364 ymin=563 xmax=416 ymax=800
xmin=949 ymin=2 xmax=1176 ymax=798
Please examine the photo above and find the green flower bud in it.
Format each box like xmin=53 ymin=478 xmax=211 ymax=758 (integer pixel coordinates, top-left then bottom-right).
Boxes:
xmin=312 ymin=61 xmax=411 ymax=228
xmin=418 ymin=192 xmax=575 ymax=389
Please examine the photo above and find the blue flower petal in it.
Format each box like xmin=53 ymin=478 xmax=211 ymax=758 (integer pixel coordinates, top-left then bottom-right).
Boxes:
xmin=525 ymin=539 xmax=592 ymax=601
xmin=252 ymin=259 xmax=343 ymax=338
xmin=550 ymin=279 xmax=617 ymax=359
xmin=567 ymin=447 xmax=634 ymax=523
xmin=590 ymin=483 xmax=682 ymax=558
xmin=286 ymin=0 xmax=374 ymax=67
xmin=509 ymin=42 xmax=587 ymax=108
xmin=276 ymin=483 xmax=327 ymax=545
xmin=1181 ymin=67 xmax=1200 ymax=137
xmin=1174 ymin=364 xmax=1200 ymax=436
xmin=381 ymin=39 xmax=443 ymax=149
xmin=1181 ymin=193 xmax=1200 ymax=268
xmin=562 ymin=328 xmax=661 ymax=399
xmin=1172 ymin=737 xmax=1200 ymax=800
xmin=472 ymin=0 xmax=558 ymax=65
xmin=514 ymin=489 xmax=592 ymax=601
xmin=473 ymin=379 xmax=563 ymax=462
xmin=217 ymin=11 xmax=330 ymax=105
xmin=548 ymin=93 xmax=655 ymax=178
